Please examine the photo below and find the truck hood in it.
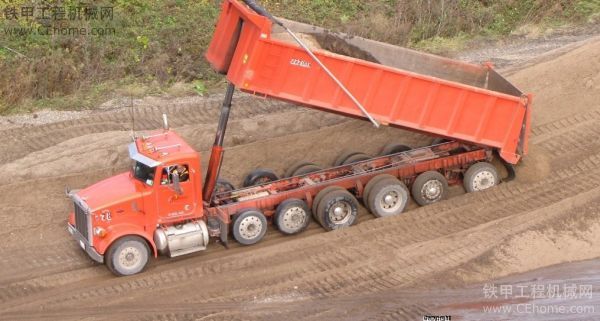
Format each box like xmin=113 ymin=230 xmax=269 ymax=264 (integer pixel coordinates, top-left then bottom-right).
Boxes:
xmin=76 ymin=172 xmax=145 ymax=211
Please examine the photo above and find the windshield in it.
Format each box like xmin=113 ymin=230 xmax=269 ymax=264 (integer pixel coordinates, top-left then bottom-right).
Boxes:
xmin=132 ymin=161 xmax=156 ymax=185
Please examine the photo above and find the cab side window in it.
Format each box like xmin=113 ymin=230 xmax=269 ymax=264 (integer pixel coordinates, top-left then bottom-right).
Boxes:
xmin=160 ymin=164 xmax=190 ymax=185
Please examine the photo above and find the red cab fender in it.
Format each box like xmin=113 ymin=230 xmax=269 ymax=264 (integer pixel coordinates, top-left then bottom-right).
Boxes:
xmin=96 ymin=224 xmax=158 ymax=258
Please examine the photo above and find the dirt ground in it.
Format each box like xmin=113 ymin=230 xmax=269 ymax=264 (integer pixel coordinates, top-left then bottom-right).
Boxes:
xmin=0 ymin=29 xmax=599 ymax=320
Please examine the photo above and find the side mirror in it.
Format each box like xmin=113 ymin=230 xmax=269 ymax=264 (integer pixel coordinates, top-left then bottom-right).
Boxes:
xmin=171 ymin=171 xmax=183 ymax=195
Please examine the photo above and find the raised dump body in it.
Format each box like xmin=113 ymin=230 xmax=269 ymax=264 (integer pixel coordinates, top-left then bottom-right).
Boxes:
xmin=206 ymin=0 xmax=532 ymax=164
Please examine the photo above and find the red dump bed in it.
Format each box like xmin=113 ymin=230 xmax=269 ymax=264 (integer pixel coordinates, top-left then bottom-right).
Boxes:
xmin=206 ymin=0 xmax=532 ymax=164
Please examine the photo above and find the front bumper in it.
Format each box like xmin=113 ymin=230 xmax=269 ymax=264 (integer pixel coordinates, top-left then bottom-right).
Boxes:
xmin=67 ymin=223 xmax=104 ymax=263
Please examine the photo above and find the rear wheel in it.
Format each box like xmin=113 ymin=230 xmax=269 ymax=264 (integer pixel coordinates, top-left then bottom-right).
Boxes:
xmin=411 ymin=171 xmax=448 ymax=206
xmin=215 ymin=178 xmax=236 ymax=204
xmin=450 ymin=146 xmax=468 ymax=155
xmin=367 ymin=178 xmax=409 ymax=217
xmin=215 ymin=178 xmax=235 ymax=193
xmin=292 ymin=164 xmax=323 ymax=176
xmin=316 ymin=189 xmax=359 ymax=230
xmin=341 ymin=153 xmax=371 ymax=165
xmin=274 ymin=199 xmax=311 ymax=235
xmin=105 ymin=236 xmax=150 ymax=276
xmin=232 ymin=209 xmax=267 ymax=245
xmin=242 ymin=169 xmax=278 ymax=187
xmin=463 ymin=162 xmax=499 ymax=192
xmin=284 ymin=160 xmax=315 ymax=178
xmin=312 ymin=186 xmax=345 ymax=224
xmin=363 ymin=174 xmax=397 ymax=203
xmin=431 ymin=138 xmax=449 ymax=145
xmin=379 ymin=143 xmax=411 ymax=156
xmin=333 ymin=150 xmax=362 ymax=166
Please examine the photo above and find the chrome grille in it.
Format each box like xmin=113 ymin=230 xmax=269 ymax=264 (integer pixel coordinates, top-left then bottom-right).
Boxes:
xmin=74 ymin=201 xmax=90 ymax=242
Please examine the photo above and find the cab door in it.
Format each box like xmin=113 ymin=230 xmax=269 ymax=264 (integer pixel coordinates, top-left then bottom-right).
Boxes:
xmin=156 ymin=164 xmax=197 ymax=222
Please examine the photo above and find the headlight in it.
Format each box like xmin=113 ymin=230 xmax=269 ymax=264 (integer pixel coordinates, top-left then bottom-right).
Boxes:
xmin=93 ymin=227 xmax=107 ymax=238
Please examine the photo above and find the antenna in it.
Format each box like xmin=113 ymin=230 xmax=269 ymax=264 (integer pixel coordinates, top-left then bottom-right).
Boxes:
xmin=130 ymin=95 xmax=136 ymax=138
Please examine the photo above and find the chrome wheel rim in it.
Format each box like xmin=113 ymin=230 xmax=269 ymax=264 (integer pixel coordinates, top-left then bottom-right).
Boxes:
xmin=472 ymin=170 xmax=496 ymax=191
xmin=421 ymin=180 xmax=442 ymax=201
xmin=328 ymin=201 xmax=352 ymax=224
xmin=281 ymin=206 xmax=307 ymax=231
xmin=239 ymin=216 xmax=263 ymax=239
xmin=119 ymin=246 xmax=143 ymax=270
xmin=378 ymin=189 xmax=403 ymax=214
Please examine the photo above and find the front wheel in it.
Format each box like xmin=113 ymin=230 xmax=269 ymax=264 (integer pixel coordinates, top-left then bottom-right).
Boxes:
xmin=105 ymin=236 xmax=150 ymax=276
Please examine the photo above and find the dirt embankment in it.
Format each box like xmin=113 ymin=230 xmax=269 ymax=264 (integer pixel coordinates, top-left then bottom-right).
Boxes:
xmin=0 ymin=33 xmax=599 ymax=321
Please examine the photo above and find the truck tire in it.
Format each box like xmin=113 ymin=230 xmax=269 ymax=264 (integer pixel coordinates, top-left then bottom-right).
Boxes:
xmin=411 ymin=171 xmax=448 ymax=206
xmin=379 ymin=143 xmax=411 ymax=156
xmin=363 ymin=174 xmax=397 ymax=203
xmin=274 ymin=199 xmax=311 ymax=235
xmin=232 ymin=209 xmax=268 ymax=245
xmin=284 ymin=160 xmax=315 ymax=178
xmin=215 ymin=178 xmax=236 ymax=204
xmin=316 ymin=189 xmax=359 ymax=231
xmin=312 ymin=186 xmax=345 ymax=225
xmin=367 ymin=178 xmax=409 ymax=217
xmin=333 ymin=150 xmax=362 ymax=166
xmin=463 ymin=162 xmax=499 ymax=192
xmin=431 ymin=138 xmax=449 ymax=145
xmin=242 ymin=169 xmax=279 ymax=187
xmin=292 ymin=164 xmax=323 ymax=177
xmin=105 ymin=236 xmax=150 ymax=276
xmin=215 ymin=178 xmax=235 ymax=193
xmin=449 ymin=146 xmax=468 ymax=155
xmin=342 ymin=153 xmax=371 ymax=165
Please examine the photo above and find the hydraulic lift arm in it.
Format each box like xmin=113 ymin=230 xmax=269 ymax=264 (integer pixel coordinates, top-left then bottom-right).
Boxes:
xmin=203 ymin=83 xmax=235 ymax=203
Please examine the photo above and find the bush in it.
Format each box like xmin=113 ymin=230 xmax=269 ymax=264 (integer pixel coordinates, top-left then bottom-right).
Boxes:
xmin=1 ymin=0 xmax=598 ymax=114
xmin=0 ymin=0 xmax=219 ymax=113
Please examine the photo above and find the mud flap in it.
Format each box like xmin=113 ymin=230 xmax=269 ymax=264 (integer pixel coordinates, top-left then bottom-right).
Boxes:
xmin=495 ymin=150 xmax=516 ymax=182
xmin=219 ymin=217 xmax=229 ymax=249
xmin=501 ymin=159 xmax=516 ymax=182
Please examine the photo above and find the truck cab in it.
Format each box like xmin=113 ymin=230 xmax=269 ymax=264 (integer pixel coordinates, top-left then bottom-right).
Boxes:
xmin=67 ymin=129 xmax=208 ymax=275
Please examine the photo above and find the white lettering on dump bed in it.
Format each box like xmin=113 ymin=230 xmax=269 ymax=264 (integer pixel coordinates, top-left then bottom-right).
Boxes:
xmin=290 ymin=58 xmax=311 ymax=68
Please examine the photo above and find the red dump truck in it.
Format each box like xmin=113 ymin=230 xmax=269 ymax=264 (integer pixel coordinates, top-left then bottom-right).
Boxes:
xmin=66 ymin=0 xmax=532 ymax=276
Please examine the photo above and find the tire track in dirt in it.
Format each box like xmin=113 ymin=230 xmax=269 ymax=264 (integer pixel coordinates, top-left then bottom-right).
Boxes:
xmin=0 ymin=83 xmax=597 ymax=317
xmin=129 ymin=175 xmax=600 ymax=321
xmin=2 ymin=146 xmax=598 ymax=317
xmin=537 ymin=121 xmax=600 ymax=155
xmin=0 ymin=27 xmax=598 ymax=321
xmin=0 ymin=97 xmax=293 ymax=165
xmin=530 ymin=109 xmax=600 ymax=140
xmin=0 ymin=104 xmax=589 ymax=310
xmin=0 ymin=119 xmax=391 ymax=283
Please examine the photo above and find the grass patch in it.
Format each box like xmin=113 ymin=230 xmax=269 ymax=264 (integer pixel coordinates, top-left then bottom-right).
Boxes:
xmin=1 ymin=0 xmax=599 ymax=115
xmin=412 ymin=32 xmax=472 ymax=55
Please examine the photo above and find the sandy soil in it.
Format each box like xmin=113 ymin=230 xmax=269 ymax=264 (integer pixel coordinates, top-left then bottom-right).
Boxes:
xmin=0 ymin=29 xmax=599 ymax=320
